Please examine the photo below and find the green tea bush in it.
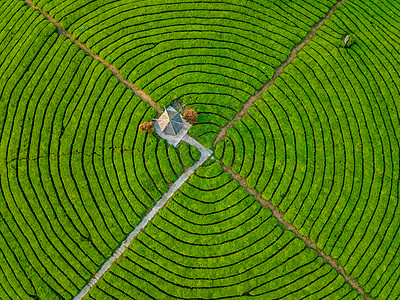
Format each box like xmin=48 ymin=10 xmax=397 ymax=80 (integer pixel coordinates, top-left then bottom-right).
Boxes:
xmin=0 ymin=2 xmax=187 ymax=298
xmin=177 ymin=141 xmax=201 ymax=168
xmin=32 ymin=0 xmax=338 ymax=146
xmin=3 ymin=0 xmax=399 ymax=298
xmin=87 ymin=162 xmax=357 ymax=299
xmin=218 ymin=0 xmax=400 ymax=297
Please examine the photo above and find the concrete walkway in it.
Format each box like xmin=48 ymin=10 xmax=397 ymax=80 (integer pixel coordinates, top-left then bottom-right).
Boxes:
xmin=74 ymin=135 xmax=212 ymax=300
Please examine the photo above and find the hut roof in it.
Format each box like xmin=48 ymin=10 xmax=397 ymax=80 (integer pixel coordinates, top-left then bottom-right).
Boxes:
xmin=156 ymin=107 xmax=184 ymax=136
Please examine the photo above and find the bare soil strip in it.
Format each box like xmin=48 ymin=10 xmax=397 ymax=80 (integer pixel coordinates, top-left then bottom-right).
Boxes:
xmin=213 ymin=0 xmax=347 ymax=147
xmin=24 ymin=0 xmax=162 ymax=114
xmin=74 ymin=137 xmax=212 ymax=299
xmin=220 ymin=162 xmax=372 ymax=299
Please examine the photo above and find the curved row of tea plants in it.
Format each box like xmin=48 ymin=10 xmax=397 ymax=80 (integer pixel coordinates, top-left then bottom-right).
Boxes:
xmin=177 ymin=141 xmax=201 ymax=169
xmin=216 ymin=0 xmax=400 ymax=298
xmin=86 ymin=162 xmax=360 ymax=299
xmin=0 ymin=2 xmax=192 ymax=299
xmin=32 ymin=0 xmax=338 ymax=147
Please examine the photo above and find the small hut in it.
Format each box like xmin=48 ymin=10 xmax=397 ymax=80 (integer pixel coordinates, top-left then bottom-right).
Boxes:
xmin=154 ymin=106 xmax=191 ymax=146
xmin=156 ymin=107 xmax=184 ymax=136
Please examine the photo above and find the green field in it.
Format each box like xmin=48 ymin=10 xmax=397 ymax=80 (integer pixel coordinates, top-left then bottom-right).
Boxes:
xmin=0 ymin=0 xmax=399 ymax=299
xmin=87 ymin=162 xmax=360 ymax=299
xmin=31 ymin=0 xmax=338 ymax=147
xmin=0 ymin=2 xmax=197 ymax=297
xmin=216 ymin=1 xmax=400 ymax=297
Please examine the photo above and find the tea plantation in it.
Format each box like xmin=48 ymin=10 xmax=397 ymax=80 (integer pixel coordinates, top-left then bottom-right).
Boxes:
xmin=0 ymin=2 xmax=194 ymax=298
xmin=86 ymin=162 xmax=361 ymax=299
xmin=31 ymin=0 xmax=338 ymax=147
xmin=0 ymin=0 xmax=399 ymax=299
xmin=216 ymin=0 xmax=400 ymax=298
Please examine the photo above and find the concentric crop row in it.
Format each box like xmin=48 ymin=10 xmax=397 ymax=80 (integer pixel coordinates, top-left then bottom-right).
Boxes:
xmin=87 ymin=162 xmax=360 ymax=299
xmin=216 ymin=0 xmax=400 ymax=298
xmin=32 ymin=0 xmax=337 ymax=146
xmin=0 ymin=2 xmax=195 ymax=298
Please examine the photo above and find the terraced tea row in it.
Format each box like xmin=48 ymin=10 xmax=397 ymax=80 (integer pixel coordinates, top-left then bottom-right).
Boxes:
xmin=216 ymin=0 xmax=400 ymax=298
xmin=0 ymin=2 xmax=196 ymax=298
xmin=86 ymin=162 xmax=361 ymax=299
xmin=177 ymin=141 xmax=201 ymax=169
xmin=32 ymin=0 xmax=338 ymax=147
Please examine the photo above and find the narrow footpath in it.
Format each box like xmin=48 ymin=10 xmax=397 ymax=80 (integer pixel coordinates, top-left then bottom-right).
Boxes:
xmin=24 ymin=0 xmax=370 ymax=299
xmin=220 ymin=162 xmax=372 ymax=300
xmin=213 ymin=0 xmax=347 ymax=147
xmin=24 ymin=0 xmax=162 ymax=114
xmin=74 ymin=136 xmax=212 ymax=299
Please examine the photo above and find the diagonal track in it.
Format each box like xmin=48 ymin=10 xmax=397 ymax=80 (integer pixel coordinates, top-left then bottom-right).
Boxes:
xmin=74 ymin=136 xmax=212 ymax=299
xmin=22 ymin=0 xmax=371 ymax=299
xmin=24 ymin=0 xmax=162 ymax=114
xmin=220 ymin=161 xmax=372 ymax=300
xmin=213 ymin=0 xmax=347 ymax=147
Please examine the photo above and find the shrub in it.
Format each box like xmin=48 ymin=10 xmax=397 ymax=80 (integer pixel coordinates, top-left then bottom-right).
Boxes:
xmin=182 ymin=109 xmax=198 ymax=124
xmin=190 ymin=145 xmax=201 ymax=161
xmin=139 ymin=121 xmax=155 ymax=133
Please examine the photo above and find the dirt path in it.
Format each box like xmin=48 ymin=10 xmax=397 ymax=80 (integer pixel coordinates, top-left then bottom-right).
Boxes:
xmin=24 ymin=0 xmax=370 ymax=298
xmin=213 ymin=0 xmax=371 ymax=297
xmin=24 ymin=0 xmax=162 ymax=114
xmin=213 ymin=0 xmax=347 ymax=147
xmin=220 ymin=162 xmax=372 ymax=299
